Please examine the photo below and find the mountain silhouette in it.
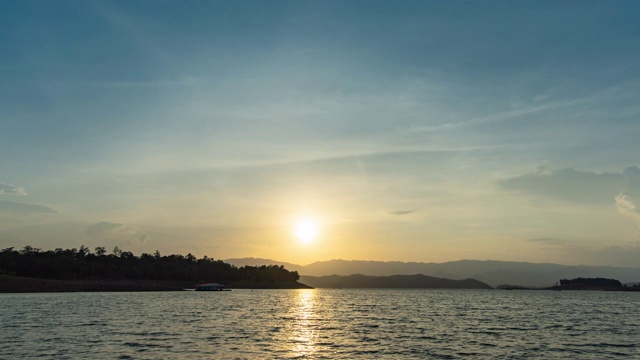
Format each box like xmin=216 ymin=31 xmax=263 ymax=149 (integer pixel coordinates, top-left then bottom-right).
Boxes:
xmin=300 ymin=274 xmax=492 ymax=289
xmin=225 ymin=258 xmax=640 ymax=287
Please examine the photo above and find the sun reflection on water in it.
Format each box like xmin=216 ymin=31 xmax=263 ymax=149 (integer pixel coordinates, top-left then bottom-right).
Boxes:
xmin=288 ymin=289 xmax=318 ymax=357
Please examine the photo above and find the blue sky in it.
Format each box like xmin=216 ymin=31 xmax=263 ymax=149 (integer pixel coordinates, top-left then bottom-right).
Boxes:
xmin=2 ymin=1 xmax=640 ymax=266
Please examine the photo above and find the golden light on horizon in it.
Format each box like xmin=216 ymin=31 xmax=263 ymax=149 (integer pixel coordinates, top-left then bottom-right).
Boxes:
xmin=294 ymin=217 xmax=320 ymax=244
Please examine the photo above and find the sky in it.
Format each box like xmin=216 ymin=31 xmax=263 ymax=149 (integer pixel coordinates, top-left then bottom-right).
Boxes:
xmin=2 ymin=1 xmax=640 ymax=266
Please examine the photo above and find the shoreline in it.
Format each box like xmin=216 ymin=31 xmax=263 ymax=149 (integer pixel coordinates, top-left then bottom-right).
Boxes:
xmin=0 ymin=275 xmax=311 ymax=293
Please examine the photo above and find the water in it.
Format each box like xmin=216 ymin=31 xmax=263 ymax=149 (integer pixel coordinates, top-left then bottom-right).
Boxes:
xmin=1 ymin=289 xmax=639 ymax=359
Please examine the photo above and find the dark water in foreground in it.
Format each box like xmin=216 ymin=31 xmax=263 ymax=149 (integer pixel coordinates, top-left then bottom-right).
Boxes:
xmin=1 ymin=289 xmax=639 ymax=359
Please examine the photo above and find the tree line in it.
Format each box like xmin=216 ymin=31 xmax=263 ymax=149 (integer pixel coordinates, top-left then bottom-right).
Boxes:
xmin=558 ymin=277 xmax=623 ymax=288
xmin=0 ymin=245 xmax=299 ymax=284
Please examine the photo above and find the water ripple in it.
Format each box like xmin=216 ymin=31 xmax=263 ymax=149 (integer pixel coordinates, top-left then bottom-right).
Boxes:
xmin=1 ymin=290 xmax=639 ymax=358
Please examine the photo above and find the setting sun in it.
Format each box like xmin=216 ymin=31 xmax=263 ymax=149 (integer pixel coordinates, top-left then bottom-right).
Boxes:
xmin=294 ymin=218 xmax=319 ymax=244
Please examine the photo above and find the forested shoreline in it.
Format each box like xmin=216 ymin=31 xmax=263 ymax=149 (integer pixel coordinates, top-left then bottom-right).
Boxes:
xmin=0 ymin=245 xmax=301 ymax=286
xmin=552 ymin=277 xmax=637 ymax=290
xmin=498 ymin=277 xmax=640 ymax=291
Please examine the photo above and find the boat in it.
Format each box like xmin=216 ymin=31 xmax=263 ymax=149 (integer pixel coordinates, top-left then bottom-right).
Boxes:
xmin=194 ymin=282 xmax=231 ymax=291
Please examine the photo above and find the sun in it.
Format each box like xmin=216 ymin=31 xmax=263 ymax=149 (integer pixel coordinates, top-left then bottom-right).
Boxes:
xmin=294 ymin=218 xmax=319 ymax=244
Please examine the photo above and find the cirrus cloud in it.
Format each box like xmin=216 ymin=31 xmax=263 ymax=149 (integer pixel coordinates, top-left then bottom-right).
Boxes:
xmin=0 ymin=201 xmax=55 ymax=214
xmin=615 ymin=193 xmax=640 ymax=231
xmin=390 ymin=210 xmax=416 ymax=216
xmin=498 ymin=166 xmax=640 ymax=205
xmin=0 ymin=182 xmax=27 ymax=195
xmin=85 ymin=221 xmax=149 ymax=243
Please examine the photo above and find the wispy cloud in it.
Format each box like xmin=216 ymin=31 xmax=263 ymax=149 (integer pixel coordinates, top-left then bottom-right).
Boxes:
xmin=85 ymin=221 xmax=122 ymax=236
xmin=526 ymin=238 xmax=574 ymax=245
xmin=0 ymin=201 xmax=55 ymax=214
xmin=85 ymin=221 xmax=149 ymax=243
xmin=103 ymin=77 xmax=200 ymax=88
xmin=615 ymin=193 xmax=640 ymax=229
xmin=409 ymin=97 xmax=590 ymax=134
xmin=193 ymin=145 xmax=497 ymax=172
xmin=410 ymin=78 xmax=640 ymax=135
xmin=390 ymin=210 xmax=416 ymax=216
xmin=498 ymin=166 xmax=640 ymax=205
xmin=0 ymin=182 xmax=27 ymax=195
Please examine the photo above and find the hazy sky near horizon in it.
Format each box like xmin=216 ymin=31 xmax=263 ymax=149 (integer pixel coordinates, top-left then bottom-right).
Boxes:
xmin=2 ymin=1 xmax=640 ymax=266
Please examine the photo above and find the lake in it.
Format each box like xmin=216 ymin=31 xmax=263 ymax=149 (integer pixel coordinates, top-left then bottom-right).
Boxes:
xmin=1 ymin=289 xmax=639 ymax=359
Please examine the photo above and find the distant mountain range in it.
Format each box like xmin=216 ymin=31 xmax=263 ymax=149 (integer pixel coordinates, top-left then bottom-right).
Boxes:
xmin=225 ymin=258 xmax=640 ymax=287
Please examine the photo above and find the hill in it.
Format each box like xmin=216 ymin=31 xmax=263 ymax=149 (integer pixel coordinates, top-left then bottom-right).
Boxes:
xmin=226 ymin=258 xmax=640 ymax=287
xmin=300 ymin=274 xmax=492 ymax=289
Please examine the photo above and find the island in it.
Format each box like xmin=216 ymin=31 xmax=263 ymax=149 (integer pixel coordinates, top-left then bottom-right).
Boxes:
xmin=0 ymin=245 xmax=311 ymax=292
xmin=497 ymin=277 xmax=640 ymax=291
xmin=549 ymin=277 xmax=640 ymax=291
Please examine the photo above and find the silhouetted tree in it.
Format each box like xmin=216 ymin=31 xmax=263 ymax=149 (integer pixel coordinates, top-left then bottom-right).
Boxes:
xmin=558 ymin=277 xmax=623 ymax=288
xmin=0 ymin=245 xmax=299 ymax=284
xmin=95 ymin=247 xmax=106 ymax=256
xmin=112 ymin=246 xmax=122 ymax=257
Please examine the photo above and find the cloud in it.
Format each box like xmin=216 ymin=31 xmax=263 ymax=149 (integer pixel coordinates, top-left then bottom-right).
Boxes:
xmin=615 ymin=193 xmax=640 ymax=230
xmin=85 ymin=221 xmax=149 ymax=243
xmin=102 ymin=77 xmax=200 ymax=88
xmin=0 ymin=201 xmax=55 ymax=214
xmin=0 ymin=182 xmax=27 ymax=195
xmin=85 ymin=221 xmax=123 ymax=236
xmin=390 ymin=210 xmax=416 ymax=216
xmin=498 ymin=166 xmax=640 ymax=205
xmin=526 ymin=238 xmax=574 ymax=245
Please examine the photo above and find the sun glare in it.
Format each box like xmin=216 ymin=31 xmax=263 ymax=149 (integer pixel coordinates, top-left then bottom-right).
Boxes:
xmin=294 ymin=218 xmax=319 ymax=244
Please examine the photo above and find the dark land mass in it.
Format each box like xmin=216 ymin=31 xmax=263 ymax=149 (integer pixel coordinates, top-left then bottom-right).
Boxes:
xmin=497 ymin=277 xmax=640 ymax=291
xmin=0 ymin=275 xmax=310 ymax=293
xmin=498 ymin=285 xmax=640 ymax=291
xmin=0 ymin=246 xmax=311 ymax=292
xmin=300 ymin=274 xmax=492 ymax=289
xmin=546 ymin=285 xmax=640 ymax=291
xmin=547 ymin=277 xmax=640 ymax=291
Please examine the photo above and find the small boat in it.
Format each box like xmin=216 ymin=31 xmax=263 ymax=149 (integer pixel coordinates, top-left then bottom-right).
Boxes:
xmin=195 ymin=282 xmax=231 ymax=291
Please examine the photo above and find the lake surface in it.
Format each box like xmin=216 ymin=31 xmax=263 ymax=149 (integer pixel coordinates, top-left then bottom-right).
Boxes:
xmin=1 ymin=289 xmax=639 ymax=359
